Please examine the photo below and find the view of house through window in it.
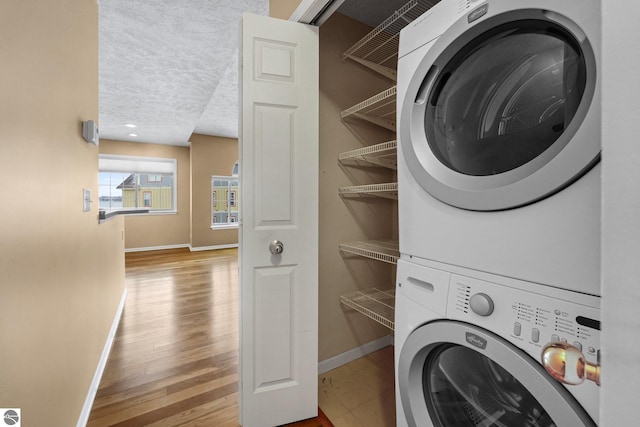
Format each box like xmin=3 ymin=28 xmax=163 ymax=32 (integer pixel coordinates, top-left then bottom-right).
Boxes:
xmin=99 ymin=155 xmax=177 ymax=212
xmin=211 ymin=162 xmax=239 ymax=228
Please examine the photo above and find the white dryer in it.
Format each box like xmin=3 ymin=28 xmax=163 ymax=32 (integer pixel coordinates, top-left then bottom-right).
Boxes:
xmin=395 ymin=258 xmax=601 ymax=427
xmin=396 ymin=0 xmax=601 ymax=295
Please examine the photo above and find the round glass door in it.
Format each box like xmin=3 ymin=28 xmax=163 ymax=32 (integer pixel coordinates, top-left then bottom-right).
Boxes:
xmin=426 ymin=345 xmax=555 ymax=426
xmin=396 ymin=322 xmax=596 ymax=427
xmin=426 ymin=20 xmax=586 ymax=177
xmin=398 ymin=8 xmax=599 ymax=211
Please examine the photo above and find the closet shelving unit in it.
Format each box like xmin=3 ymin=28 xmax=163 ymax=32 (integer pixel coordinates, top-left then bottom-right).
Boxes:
xmin=342 ymin=0 xmax=439 ymax=82
xmin=338 ymin=0 xmax=439 ymax=331
xmin=340 ymin=86 xmax=397 ymax=131
xmin=338 ymin=140 xmax=397 ymax=169
xmin=339 ymin=241 xmax=399 ymax=330
xmin=339 ymin=288 xmax=396 ymax=330
xmin=339 ymin=240 xmax=400 ymax=264
xmin=339 ymin=182 xmax=398 ymax=199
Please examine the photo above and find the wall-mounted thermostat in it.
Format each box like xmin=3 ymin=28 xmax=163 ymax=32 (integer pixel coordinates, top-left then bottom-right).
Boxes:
xmin=82 ymin=120 xmax=99 ymax=145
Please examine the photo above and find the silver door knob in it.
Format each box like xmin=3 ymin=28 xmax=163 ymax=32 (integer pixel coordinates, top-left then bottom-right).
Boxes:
xmin=269 ymin=240 xmax=284 ymax=255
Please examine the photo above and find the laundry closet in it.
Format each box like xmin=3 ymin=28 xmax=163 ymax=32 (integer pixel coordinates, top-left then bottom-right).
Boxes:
xmin=311 ymin=0 xmax=604 ymax=425
xmin=313 ymin=1 xmax=439 ymax=424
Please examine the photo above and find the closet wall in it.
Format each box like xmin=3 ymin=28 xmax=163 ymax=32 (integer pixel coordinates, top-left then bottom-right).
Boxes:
xmin=269 ymin=0 xmax=398 ymax=362
xmin=318 ymin=12 xmax=397 ymax=361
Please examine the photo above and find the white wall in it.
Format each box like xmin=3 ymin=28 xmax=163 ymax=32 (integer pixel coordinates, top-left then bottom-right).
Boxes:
xmin=600 ymin=1 xmax=640 ymax=425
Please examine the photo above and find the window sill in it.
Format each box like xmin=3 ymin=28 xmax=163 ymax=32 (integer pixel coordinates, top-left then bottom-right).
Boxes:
xmin=210 ymin=224 xmax=239 ymax=230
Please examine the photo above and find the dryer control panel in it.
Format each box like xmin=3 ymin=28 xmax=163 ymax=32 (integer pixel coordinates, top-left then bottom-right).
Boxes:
xmin=446 ymin=273 xmax=601 ymax=367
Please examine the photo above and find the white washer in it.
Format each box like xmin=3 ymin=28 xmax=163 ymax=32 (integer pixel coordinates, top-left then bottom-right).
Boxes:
xmin=397 ymin=0 xmax=601 ymax=296
xmin=394 ymin=258 xmax=601 ymax=427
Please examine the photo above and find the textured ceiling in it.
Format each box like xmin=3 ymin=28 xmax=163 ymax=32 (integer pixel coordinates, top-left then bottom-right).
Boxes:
xmin=99 ymin=0 xmax=268 ymax=146
xmin=98 ymin=0 xmax=410 ymax=146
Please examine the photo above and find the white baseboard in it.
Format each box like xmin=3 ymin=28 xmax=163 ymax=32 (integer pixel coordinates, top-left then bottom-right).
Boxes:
xmin=125 ymin=244 xmax=190 ymax=253
xmin=77 ymin=288 xmax=128 ymax=427
xmin=125 ymin=243 xmax=239 ymax=253
xmin=189 ymin=243 xmax=238 ymax=252
xmin=318 ymin=335 xmax=394 ymax=374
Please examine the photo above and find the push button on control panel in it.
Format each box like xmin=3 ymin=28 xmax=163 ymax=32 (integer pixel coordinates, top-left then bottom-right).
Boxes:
xmin=531 ymin=328 xmax=540 ymax=343
xmin=513 ymin=322 xmax=521 ymax=336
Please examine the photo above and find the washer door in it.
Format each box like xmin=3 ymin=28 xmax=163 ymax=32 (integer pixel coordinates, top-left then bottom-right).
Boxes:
xmin=397 ymin=321 xmax=596 ymax=427
xmin=399 ymin=7 xmax=599 ymax=210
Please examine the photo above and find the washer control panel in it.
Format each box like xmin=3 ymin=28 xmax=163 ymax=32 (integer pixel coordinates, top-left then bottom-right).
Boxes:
xmin=447 ymin=273 xmax=601 ymax=366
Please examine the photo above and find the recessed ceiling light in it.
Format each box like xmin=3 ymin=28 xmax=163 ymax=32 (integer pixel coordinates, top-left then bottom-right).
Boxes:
xmin=128 ymin=133 xmax=138 ymax=137
xmin=125 ymin=123 xmax=137 ymax=128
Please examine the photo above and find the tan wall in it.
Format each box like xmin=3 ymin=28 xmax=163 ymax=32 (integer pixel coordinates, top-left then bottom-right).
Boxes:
xmin=190 ymin=134 xmax=239 ymax=248
xmin=318 ymin=13 xmax=397 ymax=361
xmin=269 ymin=0 xmax=302 ymax=19
xmin=0 ymin=1 xmax=126 ymax=425
xmin=99 ymin=140 xmax=191 ymax=249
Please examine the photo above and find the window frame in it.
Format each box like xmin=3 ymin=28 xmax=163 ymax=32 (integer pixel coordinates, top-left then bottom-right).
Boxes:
xmin=142 ymin=191 xmax=152 ymax=207
xmin=211 ymin=175 xmax=239 ymax=229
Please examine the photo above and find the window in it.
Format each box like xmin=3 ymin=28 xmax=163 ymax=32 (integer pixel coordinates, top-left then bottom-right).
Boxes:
xmin=99 ymin=155 xmax=177 ymax=213
xmin=211 ymin=162 xmax=239 ymax=228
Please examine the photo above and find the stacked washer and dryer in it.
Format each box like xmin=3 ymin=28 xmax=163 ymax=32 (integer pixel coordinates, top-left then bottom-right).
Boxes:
xmin=394 ymin=0 xmax=602 ymax=426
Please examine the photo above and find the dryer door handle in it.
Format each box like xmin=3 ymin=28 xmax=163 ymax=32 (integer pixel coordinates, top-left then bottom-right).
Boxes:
xmin=414 ymin=65 xmax=438 ymax=105
xmin=541 ymin=342 xmax=600 ymax=386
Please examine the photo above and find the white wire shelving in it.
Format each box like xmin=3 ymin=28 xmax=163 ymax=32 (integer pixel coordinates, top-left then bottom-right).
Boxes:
xmin=340 ymin=288 xmax=396 ymax=330
xmin=342 ymin=0 xmax=440 ymax=81
xmin=339 ymin=182 xmax=398 ymax=199
xmin=340 ymin=86 xmax=396 ymax=131
xmin=338 ymin=140 xmax=397 ymax=169
xmin=339 ymin=240 xmax=400 ymax=265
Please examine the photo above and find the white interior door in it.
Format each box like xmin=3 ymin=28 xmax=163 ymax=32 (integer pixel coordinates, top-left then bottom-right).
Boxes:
xmin=239 ymin=12 xmax=319 ymax=427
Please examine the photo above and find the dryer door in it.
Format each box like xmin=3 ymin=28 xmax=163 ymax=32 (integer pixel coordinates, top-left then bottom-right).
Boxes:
xmin=397 ymin=321 xmax=596 ymax=427
xmin=399 ymin=6 xmax=599 ymax=210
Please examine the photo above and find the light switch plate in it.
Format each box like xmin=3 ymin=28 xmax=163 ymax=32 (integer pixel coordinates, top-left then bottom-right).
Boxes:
xmin=83 ymin=188 xmax=91 ymax=212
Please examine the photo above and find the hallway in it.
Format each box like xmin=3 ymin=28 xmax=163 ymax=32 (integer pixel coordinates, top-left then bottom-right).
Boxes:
xmin=88 ymin=248 xmax=241 ymax=426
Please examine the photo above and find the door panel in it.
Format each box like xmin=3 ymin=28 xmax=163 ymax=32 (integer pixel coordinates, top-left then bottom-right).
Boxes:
xmin=254 ymin=266 xmax=294 ymax=389
xmin=253 ymin=104 xmax=294 ymax=225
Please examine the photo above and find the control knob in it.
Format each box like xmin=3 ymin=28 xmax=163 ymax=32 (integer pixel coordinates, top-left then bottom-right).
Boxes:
xmin=469 ymin=293 xmax=494 ymax=316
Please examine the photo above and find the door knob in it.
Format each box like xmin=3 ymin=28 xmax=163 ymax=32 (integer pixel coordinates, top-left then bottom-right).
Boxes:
xmin=269 ymin=240 xmax=284 ymax=255
xmin=541 ymin=342 xmax=600 ymax=386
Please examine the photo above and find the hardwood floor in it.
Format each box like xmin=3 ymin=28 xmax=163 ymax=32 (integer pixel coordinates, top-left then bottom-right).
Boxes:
xmin=88 ymin=248 xmax=332 ymax=427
